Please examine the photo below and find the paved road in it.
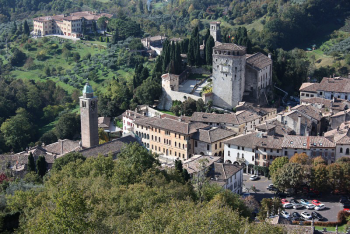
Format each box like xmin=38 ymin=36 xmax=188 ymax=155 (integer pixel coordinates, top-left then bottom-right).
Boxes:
xmin=242 ymin=174 xmax=344 ymax=222
xmin=178 ymin=80 xmax=198 ymax=94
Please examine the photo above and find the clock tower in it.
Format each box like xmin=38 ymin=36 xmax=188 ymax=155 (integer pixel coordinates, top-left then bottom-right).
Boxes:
xmin=80 ymin=82 xmax=99 ymax=148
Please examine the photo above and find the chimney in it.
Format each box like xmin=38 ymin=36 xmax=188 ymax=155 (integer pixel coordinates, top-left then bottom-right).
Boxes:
xmin=296 ymin=115 xmax=301 ymax=135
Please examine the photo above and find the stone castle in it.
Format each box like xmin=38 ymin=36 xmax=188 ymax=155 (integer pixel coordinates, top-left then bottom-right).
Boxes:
xmin=159 ymin=21 xmax=273 ymax=110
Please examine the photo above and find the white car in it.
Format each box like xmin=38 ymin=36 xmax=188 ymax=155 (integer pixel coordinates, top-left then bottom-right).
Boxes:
xmin=305 ymin=204 xmax=316 ymax=210
xmin=301 ymin=211 xmax=312 ymax=220
xmin=249 ymin=175 xmax=259 ymax=181
xmin=283 ymin=203 xmax=293 ymax=209
xmin=293 ymin=203 xmax=304 ymax=209
xmin=280 ymin=210 xmax=290 ymax=219
xmin=315 ymin=204 xmax=326 ymax=211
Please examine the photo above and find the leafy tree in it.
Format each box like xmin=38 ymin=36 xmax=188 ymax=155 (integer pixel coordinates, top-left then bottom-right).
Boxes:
xmin=272 ymin=163 xmax=304 ymax=192
xmin=196 ymin=98 xmax=205 ymax=112
xmin=36 ymin=156 xmax=47 ymax=177
xmin=73 ymin=52 xmax=80 ymax=62
xmin=40 ymin=130 xmax=58 ymax=145
xmin=52 ymin=152 xmax=86 ymax=172
xmin=310 ymin=164 xmax=328 ymax=192
xmin=98 ymin=128 xmax=109 ymax=144
xmin=23 ymin=171 xmax=42 ymax=184
xmin=134 ymin=77 xmax=162 ymax=105
xmin=55 ymin=113 xmax=80 ymax=140
xmin=243 ymin=195 xmax=260 ymax=213
xmin=27 ymin=152 xmax=36 ymax=172
xmin=269 ymin=156 xmax=289 ymax=176
xmin=0 ymin=108 xmax=36 ymax=152
xmin=313 ymin=156 xmax=327 ymax=166
xmin=289 ymin=153 xmax=310 ymax=165
xmin=258 ymin=197 xmax=283 ymax=220
xmin=113 ymin=142 xmax=159 ymax=185
xmin=10 ymin=48 xmax=26 ymax=66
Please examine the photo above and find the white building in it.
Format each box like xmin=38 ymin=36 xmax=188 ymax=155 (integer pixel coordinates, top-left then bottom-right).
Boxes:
xmin=325 ymin=121 xmax=350 ymax=161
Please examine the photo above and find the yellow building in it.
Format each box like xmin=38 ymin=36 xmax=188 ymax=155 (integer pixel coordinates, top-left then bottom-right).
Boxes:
xmin=33 ymin=11 xmax=112 ymax=38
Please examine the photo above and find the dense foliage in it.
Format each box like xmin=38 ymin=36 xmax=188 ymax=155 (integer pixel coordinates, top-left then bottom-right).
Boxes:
xmin=1 ymin=143 xmax=284 ymax=233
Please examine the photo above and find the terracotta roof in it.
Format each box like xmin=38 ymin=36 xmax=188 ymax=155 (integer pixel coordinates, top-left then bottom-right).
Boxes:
xmin=207 ymin=162 xmax=243 ymax=182
xmin=300 ymin=77 xmax=350 ymax=93
xmin=235 ymin=110 xmax=260 ymax=124
xmin=79 ymin=135 xmax=139 ymax=158
xmin=224 ymin=133 xmax=260 ymax=148
xmin=246 ymin=52 xmax=272 ymax=70
xmin=213 ymin=43 xmax=246 ymax=51
xmin=192 ymin=127 xmax=236 ymax=143
xmin=324 ymin=122 xmax=350 ymax=144
xmin=255 ymin=135 xmax=283 ymax=149
xmin=301 ymin=97 xmax=350 ymax=112
xmin=255 ymin=123 xmax=276 ymax=131
xmin=191 ymin=112 xmax=239 ymax=125
xmin=182 ymin=155 xmax=221 ymax=174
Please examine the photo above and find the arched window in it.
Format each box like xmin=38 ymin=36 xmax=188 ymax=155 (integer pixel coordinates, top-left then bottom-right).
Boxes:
xmin=346 ymin=148 xmax=350 ymax=155
xmin=340 ymin=148 xmax=343 ymax=153
xmin=237 ymin=153 xmax=240 ymax=158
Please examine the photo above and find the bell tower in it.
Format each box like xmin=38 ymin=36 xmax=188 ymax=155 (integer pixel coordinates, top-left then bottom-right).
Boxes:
xmin=80 ymin=82 xmax=99 ymax=148
xmin=210 ymin=21 xmax=221 ymax=42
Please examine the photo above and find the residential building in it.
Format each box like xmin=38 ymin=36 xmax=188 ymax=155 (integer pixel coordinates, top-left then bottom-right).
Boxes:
xmin=33 ymin=11 xmax=112 ymax=38
xmin=329 ymin=109 xmax=350 ymax=130
xmin=122 ymin=110 xmax=147 ymax=135
xmin=98 ymin=117 xmax=111 ymax=130
xmin=182 ymin=155 xmax=221 ymax=175
xmin=207 ymin=162 xmax=243 ymax=194
xmin=301 ymin=97 xmax=350 ymax=115
xmin=324 ymin=121 xmax=350 ymax=160
xmin=192 ymin=127 xmax=236 ymax=156
xmin=299 ymin=76 xmax=350 ymax=101
xmin=277 ymin=104 xmax=323 ymax=136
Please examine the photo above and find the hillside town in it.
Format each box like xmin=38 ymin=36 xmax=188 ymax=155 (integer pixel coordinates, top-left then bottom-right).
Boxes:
xmin=1 ymin=1 xmax=350 ymax=233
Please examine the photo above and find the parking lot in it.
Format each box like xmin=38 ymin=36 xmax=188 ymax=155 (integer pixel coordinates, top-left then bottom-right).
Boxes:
xmin=243 ymin=174 xmax=344 ymax=222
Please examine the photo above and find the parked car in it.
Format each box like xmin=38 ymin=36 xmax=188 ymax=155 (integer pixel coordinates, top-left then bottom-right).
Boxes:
xmin=281 ymin=199 xmax=289 ymax=204
xmin=312 ymin=211 xmax=325 ymax=221
xmin=315 ymin=204 xmax=326 ymax=211
xmin=292 ymin=212 xmax=302 ymax=221
xmin=300 ymin=199 xmax=310 ymax=205
xmin=301 ymin=211 xmax=312 ymax=220
xmin=250 ymin=175 xmax=259 ymax=181
xmin=305 ymin=204 xmax=316 ymax=210
xmin=293 ymin=203 xmax=304 ymax=209
xmin=281 ymin=210 xmax=290 ymax=219
xmin=312 ymin=200 xmax=321 ymax=206
xmin=290 ymin=199 xmax=298 ymax=204
xmin=343 ymin=203 xmax=350 ymax=212
xmin=340 ymin=196 xmax=349 ymax=204
xmin=283 ymin=203 xmax=293 ymax=209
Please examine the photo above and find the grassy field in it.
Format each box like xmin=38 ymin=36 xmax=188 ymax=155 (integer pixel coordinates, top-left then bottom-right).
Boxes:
xmin=156 ymin=109 xmax=175 ymax=116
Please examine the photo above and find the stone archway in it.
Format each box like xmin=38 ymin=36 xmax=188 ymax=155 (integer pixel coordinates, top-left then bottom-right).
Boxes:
xmin=233 ymin=161 xmax=239 ymax=166
xmin=214 ymin=153 xmax=218 ymax=156
xmin=241 ymin=163 xmax=247 ymax=173
xmin=225 ymin=160 xmax=232 ymax=164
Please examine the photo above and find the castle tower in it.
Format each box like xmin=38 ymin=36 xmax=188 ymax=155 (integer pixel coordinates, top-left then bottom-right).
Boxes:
xmin=80 ymin=82 xmax=99 ymax=148
xmin=212 ymin=43 xmax=246 ymax=109
xmin=210 ymin=21 xmax=221 ymax=42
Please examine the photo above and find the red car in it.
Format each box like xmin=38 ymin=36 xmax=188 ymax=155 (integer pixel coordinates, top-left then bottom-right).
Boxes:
xmin=281 ymin=199 xmax=289 ymax=204
xmin=312 ymin=200 xmax=321 ymax=206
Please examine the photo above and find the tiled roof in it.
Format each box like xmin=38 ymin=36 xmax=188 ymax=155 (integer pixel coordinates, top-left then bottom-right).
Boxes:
xmin=192 ymin=127 xmax=236 ymax=143
xmin=301 ymin=97 xmax=350 ymax=113
xmin=246 ymin=52 xmax=272 ymax=70
xmin=235 ymin=110 xmax=260 ymax=124
xmin=207 ymin=162 xmax=243 ymax=182
xmin=300 ymin=77 xmax=350 ymax=93
xmin=224 ymin=133 xmax=260 ymax=148
xmin=255 ymin=135 xmax=283 ymax=149
xmin=267 ymin=120 xmax=294 ymax=136
xmin=299 ymin=82 xmax=319 ymax=92
xmin=281 ymin=135 xmax=335 ymax=149
xmin=144 ymin=116 xmax=204 ymax=134
xmin=213 ymin=43 xmax=246 ymax=51
xmin=191 ymin=112 xmax=239 ymax=125
xmin=122 ymin=110 xmax=147 ymax=121
xmin=292 ymin=104 xmax=322 ymax=121
xmin=98 ymin=117 xmax=111 ymax=128
xmin=79 ymin=135 xmax=139 ymax=158
xmin=324 ymin=122 xmax=350 ymax=144
xmin=43 ymin=139 xmax=80 ymax=156
xmin=182 ymin=155 xmax=221 ymax=174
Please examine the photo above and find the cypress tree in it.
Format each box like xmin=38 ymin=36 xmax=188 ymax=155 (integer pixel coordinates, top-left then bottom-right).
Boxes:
xmin=175 ymin=42 xmax=182 ymax=74
xmin=36 ymin=156 xmax=47 ymax=177
xmin=194 ymin=30 xmax=200 ymax=66
xmin=27 ymin=152 xmax=36 ymax=172
xmin=23 ymin=20 xmax=30 ymax=36
xmin=187 ymin=39 xmax=195 ymax=66
xmin=206 ymin=35 xmax=215 ymax=65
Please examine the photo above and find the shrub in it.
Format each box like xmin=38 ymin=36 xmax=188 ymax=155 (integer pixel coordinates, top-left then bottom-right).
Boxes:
xmin=338 ymin=210 xmax=350 ymax=224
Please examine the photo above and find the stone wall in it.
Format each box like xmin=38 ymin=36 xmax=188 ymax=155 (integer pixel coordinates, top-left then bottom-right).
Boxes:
xmin=157 ymin=88 xmax=202 ymax=110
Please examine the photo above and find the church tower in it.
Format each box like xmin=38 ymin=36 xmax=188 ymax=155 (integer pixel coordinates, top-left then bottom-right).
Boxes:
xmin=80 ymin=82 xmax=99 ymax=148
xmin=212 ymin=43 xmax=246 ymax=109
xmin=210 ymin=21 xmax=221 ymax=42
